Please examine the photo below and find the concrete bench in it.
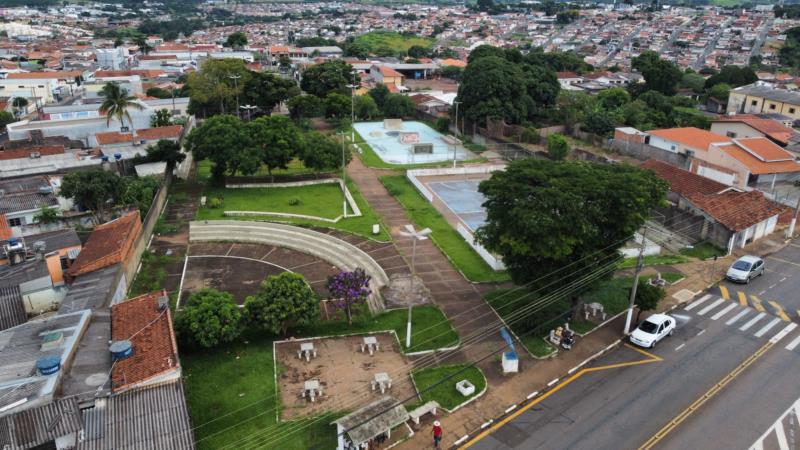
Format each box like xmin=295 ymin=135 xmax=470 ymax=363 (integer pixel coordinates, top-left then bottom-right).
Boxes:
xmin=409 ymin=401 xmax=440 ymax=425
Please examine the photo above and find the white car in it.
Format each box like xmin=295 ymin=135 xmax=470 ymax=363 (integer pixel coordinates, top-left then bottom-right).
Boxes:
xmin=726 ymin=255 xmax=765 ymax=284
xmin=630 ymin=314 xmax=676 ymax=348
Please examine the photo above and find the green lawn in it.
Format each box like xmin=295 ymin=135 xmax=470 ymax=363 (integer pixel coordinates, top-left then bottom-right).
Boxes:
xmin=580 ymin=277 xmax=634 ymax=315
xmin=354 ymin=31 xmax=434 ymax=54
xmin=680 ymin=241 xmax=726 ymax=260
xmin=619 ymin=254 xmax=690 ymax=269
xmin=411 ymin=364 xmax=486 ymax=411
xmin=197 ymin=183 xmax=347 ymax=220
xmin=195 ymin=178 xmax=391 ymax=241
xmin=379 ymin=175 xmax=510 ymax=283
xmin=183 ymin=305 xmax=458 ymax=448
xmin=296 ymin=305 xmax=459 ymax=354
xmin=183 ymin=331 xmax=337 ymax=450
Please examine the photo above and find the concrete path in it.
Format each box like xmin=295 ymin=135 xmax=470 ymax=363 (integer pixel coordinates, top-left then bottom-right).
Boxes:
xmin=346 ymin=157 xmax=512 ymax=372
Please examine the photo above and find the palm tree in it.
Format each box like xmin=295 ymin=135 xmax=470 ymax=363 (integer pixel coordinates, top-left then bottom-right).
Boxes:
xmin=98 ymin=82 xmax=144 ymax=145
xmin=133 ymin=35 xmax=151 ymax=55
xmin=11 ymin=97 xmax=28 ymax=118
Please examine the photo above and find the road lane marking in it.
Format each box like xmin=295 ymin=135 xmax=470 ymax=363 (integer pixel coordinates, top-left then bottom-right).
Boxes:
xmin=726 ymin=309 xmax=751 ymax=326
xmin=719 ymin=286 xmax=730 ymax=300
xmin=740 ymin=312 xmax=767 ymax=331
xmin=775 ymin=421 xmax=789 ymax=450
xmin=768 ymin=301 xmax=791 ymax=321
xmin=738 ymin=291 xmax=748 ymax=306
xmin=768 ymin=256 xmax=800 ymax=268
xmin=461 ymin=344 xmax=662 ymax=449
xmin=754 ymin=318 xmax=782 ymax=338
xmin=639 ymin=341 xmax=774 ymax=450
xmin=686 ymin=294 xmax=713 ymax=311
xmin=711 ymin=303 xmax=737 ymax=320
xmin=785 ymin=334 xmax=800 ymax=351
xmin=751 ymin=295 xmax=765 ymax=312
xmin=675 ymin=343 xmax=685 ymax=351
xmin=698 ymin=298 xmax=725 ymax=316
xmin=770 ymin=323 xmax=797 ymax=344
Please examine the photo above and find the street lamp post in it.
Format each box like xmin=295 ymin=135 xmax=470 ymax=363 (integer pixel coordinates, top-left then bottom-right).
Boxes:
xmin=347 ymin=72 xmax=359 ymax=143
xmin=453 ymin=100 xmax=462 ymax=138
xmin=399 ymin=224 xmax=432 ymax=348
xmin=228 ymin=74 xmax=241 ymax=119
xmin=338 ymin=131 xmax=348 ymax=218
xmin=240 ymin=104 xmax=257 ymax=121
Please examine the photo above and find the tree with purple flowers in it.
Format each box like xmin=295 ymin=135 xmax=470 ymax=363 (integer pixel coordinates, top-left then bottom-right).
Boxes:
xmin=326 ymin=268 xmax=372 ymax=324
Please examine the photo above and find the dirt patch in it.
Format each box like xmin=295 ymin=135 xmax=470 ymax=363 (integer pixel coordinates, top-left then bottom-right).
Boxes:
xmin=275 ymin=333 xmax=416 ymax=420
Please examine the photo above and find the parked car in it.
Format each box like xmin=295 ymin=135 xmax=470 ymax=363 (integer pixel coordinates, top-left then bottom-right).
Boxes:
xmin=630 ymin=314 xmax=676 ymax=348
xmin=726 ymin=255 xmax=765 ymax=284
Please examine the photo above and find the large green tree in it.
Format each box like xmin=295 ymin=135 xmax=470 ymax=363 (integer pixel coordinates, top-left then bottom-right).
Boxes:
xmin=324 ymin=92 xmax=351 ymax=118
xmin=382 ymin=93 xmax=415 ymax=118
xmin=476 ymin=160 xmax=667 ymax=291
xmin=287 ymin=95 xmax=323 ymax=120
xmin=138 ymin=139 xmax=185 ymax=169
xmin=226 ymin=31 xmax=248 ymax=50
xmin=186 ymin=114 xmax=258 ymax=180
xmin=248 ymin=115 xmax=300 ymax=180
xmin=244 ymin=71 xmax=300 ymax=113
xmin=354 ymin=94 xmax=380 ymax=119
xmin=243 ymin=272 xmax=319 ymax=335
xmin=187 ymin=58 xmax=251 ymax=117
xmin=546 ymin=133 xmax=570 ymax=160
xmin=300 ymin=59 xmax=355 ymax=98
xmin=300 ymin=131 xmax=351 ymax=176
xmin=631 ymin=51 xmax=683 ymax=96
xmin=60 ymin=169 xmax=123 ymax=221
xmin=704 ymin=65 xmax=757 ymax=89
xmin=368 ymin=84 xmax=390 ymax=110
xmin=119 ymin=176 xmax=160 ymax=217
xmin=175 ymin=288 xmax=242 ymax=349
xmin=457 ymin=55 xmax=531 ymax=125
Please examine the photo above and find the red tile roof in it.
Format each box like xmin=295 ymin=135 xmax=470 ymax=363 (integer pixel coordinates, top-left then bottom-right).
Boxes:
xmin=68 ymin=212 xmax=141 ymax=277
xmin=6 ymin=71 xmax=81 ymax=80
xmin=648 ymin=127 xmax=731 ymax=152
xmin=96 ymin=125 xmax=183 ymax=146
xmin=715 ymin=114 xmax=796 ymax=145
xmin=0 ymin=145 xmax=65 ymax=161
xmin=377 ymin=66 xmax=404 ymax=78
xmin=719 ymin=141 xmax=800 ymax=175
xmin=686 ymin=190 xmax=788 ymax=232
xmin=734 ymin=137 xmax=795 ymax=162
xmin=111 ymin=290 xmax=180 ymax=393
xmin=95 ymin=69 xmax=166 ymax=79
xmin=556 ymin=71 xmax=580 ymax=79
xmin=0 ymin=215 xmax=11 ymax=240
xmin=641 ymin=159 xmax=728 ymax=196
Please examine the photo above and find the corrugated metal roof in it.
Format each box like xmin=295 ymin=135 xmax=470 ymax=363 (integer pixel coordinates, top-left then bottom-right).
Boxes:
xmin=334 ymin=396 xmax=409 ymax=446
xmin=0 ymin=193 xmax=59 ymax=215
xmin=0 ymin=285 xmax=26 ymax=332
xmin=0 ymin=398 xmax=82 ymax=450
xmin=77 ymin=381 xmax=195 ymax=450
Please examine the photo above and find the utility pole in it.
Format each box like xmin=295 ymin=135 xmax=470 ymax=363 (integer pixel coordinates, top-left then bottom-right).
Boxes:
xmin=228 ymin=74 xmax=241 ymax=120
xmin=787 ymin=195 xmax=800 ymax=239
xmin=624 ymin=226 xmax=647 ymax=335
xmin=347 ymin=72 xmax=358 ymax=143
xmin=399 ymin=225 xmax=432 ymax=348
xmin=453 ymin=100 xmax=461 ymax=137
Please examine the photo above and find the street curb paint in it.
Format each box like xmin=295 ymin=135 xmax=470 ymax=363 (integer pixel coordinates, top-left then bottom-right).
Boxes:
xmin=547 ymin=378 xmax=559 ymax=387
xmin=454 ymin=435 xmax=469 ymax=446
xmin=505 ymin=404 xmax=517 ymax=414
xmin=480 ymin=420 xmax=493 ymax=429
xmin=526 ymin=391 xmax=538 ymax=400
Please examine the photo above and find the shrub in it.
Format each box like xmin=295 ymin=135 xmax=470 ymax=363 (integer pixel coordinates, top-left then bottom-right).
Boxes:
xmin=208 ymin=197 xmax=223 ymax=208
xmin=288 ymin=197 xmax=302 ymax=206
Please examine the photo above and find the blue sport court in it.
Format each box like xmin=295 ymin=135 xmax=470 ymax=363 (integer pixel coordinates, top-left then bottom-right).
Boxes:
xmin=427 ymin=180 xmax=488 ymax=231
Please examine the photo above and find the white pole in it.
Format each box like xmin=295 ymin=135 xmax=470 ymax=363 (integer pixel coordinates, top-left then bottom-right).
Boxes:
xmin=624 ymin=227 xmax=647 ymax=334
xmin=341 ymin=133 xmax=347 ymax=218
xmin=407 ymin=237 xmax=416 ymax=349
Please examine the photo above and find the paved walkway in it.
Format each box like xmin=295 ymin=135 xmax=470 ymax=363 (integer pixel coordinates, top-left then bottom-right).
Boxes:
xmin=346 ymin=158 xmax=512 ymax=375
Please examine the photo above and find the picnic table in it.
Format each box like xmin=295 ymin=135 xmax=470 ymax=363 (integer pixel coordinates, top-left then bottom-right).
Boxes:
xmin=301 ymin=380 xmax=323 ymax=402
xmin=371 ymin=372 xmax=392 ymax=394
xmin=298 ymin=342 xmax=317 ymax=362
xmin=361 ymin=336 xmax=379 ymax=355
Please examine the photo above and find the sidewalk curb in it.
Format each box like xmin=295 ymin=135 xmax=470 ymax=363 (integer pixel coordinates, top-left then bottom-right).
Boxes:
xmin=450 ymin=336 xmax=625 ymax=449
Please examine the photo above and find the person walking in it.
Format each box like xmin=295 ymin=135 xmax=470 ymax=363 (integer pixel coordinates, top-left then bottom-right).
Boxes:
xmin=433 ymin=420 xmax=443 ymax=449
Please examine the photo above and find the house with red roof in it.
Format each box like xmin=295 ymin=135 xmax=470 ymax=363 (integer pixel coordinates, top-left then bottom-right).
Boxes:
xmin=371 ymin=65 xmax=405 ymax=89
xmin=710 ymin=114 xmax=800 ymax=148
xmin=92 ymin=124 xmax=183 ymax=148
xmin=67 ymin=211 xmax=142 ymax=279
xmin=694 ymin=137 xmax=800 ymax=189
xmin=110 ymin=290 xmax=181 ymax=393
xmin=642 ymin=160 xmax=788 ymax=252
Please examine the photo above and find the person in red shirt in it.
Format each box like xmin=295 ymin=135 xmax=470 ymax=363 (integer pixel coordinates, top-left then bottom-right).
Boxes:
xmin=433 ymin=420 xmax=443 ymax=449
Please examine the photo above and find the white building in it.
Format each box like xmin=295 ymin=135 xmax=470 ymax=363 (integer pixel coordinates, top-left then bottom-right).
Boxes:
xmin=95 ymin=47 xmax=129 ymax=71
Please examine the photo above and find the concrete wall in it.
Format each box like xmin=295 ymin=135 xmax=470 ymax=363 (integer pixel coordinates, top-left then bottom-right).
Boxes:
xmin=125 ymin=173 xmax=171 ymax=295
xmin=609 ymin=139 xmax=691 ymax=169
xmin=710 ymin=122 xmax=763 ymax=140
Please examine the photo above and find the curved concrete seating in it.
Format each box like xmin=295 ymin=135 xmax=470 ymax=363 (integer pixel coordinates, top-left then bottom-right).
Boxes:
xmin=190 ymin=220 xmax=389 ymax=313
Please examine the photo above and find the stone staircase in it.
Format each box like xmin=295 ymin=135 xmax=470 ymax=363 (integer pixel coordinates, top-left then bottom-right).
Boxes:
xmin=189 ymin=220 xmax=389 ymax=313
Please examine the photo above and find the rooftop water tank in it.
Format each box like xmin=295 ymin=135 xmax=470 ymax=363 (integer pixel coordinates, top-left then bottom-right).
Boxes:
xmin=113 ymin=153 xmax=122 ymax=160
xmin=101 ymin=155 xmax=109 ymax=162
xmin=109 ymin=340 xmax=133 ymax=361
xmin=36 ymin=356 xmax=61 ymax=375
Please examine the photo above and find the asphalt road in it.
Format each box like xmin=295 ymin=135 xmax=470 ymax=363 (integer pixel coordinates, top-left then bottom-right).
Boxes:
xmin=716 ymin=241 xmax=800 ymax=323
xmin=466 ymin=288 xmax=800 ymax=450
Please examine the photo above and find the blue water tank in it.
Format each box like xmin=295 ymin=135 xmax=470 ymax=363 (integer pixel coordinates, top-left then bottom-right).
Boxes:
xmin=109 ymin=340 xmax=133 ymax=361
xmin=114 ymin=153 xmax=122 ymax=160
xmin=101 ymin=155 xmax=109 ymax=162
xmin=8 ymin=237 xmax=18 ymax=246
xmin=36 ymin=356 xmax=61 ymax=375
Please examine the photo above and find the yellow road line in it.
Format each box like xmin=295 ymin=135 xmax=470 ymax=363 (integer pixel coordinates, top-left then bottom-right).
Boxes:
xmin=736 ymin=291 xmax=747 ymax=306
xmin=768 ymin=301 xmax=791 ymax=322
xmin=720 ymin=285 xmax=730 ymax=300
xmin=751 ymin=295 xmax=765 ymax=312
xmin=639 ymin=341 xmax=774 ymax=450
xmin=460 ymin=344 xmax=661 ymax=449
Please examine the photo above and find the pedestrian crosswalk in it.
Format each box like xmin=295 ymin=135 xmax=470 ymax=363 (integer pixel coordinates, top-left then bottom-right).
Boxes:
xmin=750 ymin=396 xmax=800 ymax=450
xmin=681 ymin=294 xmax=800 ymax=354
xmin=718 ymin=288 xmax=796 ymax=321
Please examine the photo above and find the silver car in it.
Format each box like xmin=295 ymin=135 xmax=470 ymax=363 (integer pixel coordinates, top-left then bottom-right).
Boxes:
xmin=726 ymin=255 xmax=765 ymax=284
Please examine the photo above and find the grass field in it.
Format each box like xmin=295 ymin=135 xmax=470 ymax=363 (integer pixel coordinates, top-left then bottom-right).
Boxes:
xmin=619 ymin=254 xmax=689 ymax=269
xmin=411 ymin=364 xmax=486 ymax=411
xmin=379 ymin=175 xmax=510 ymax=283
xmin=183 ymin=305 xmax=458 ymax=449
xmin=129 ymin=251 xmax=182 ymax=297
xmin=354 ymin=31 xmax=434 ymax=54
xmin=195 ymin=176 xmax=391 ymax=241
xmin=197 ymin=158 xmax=319 ymax=183
xmin=680 ymin=241 xmax=726 ymax=260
